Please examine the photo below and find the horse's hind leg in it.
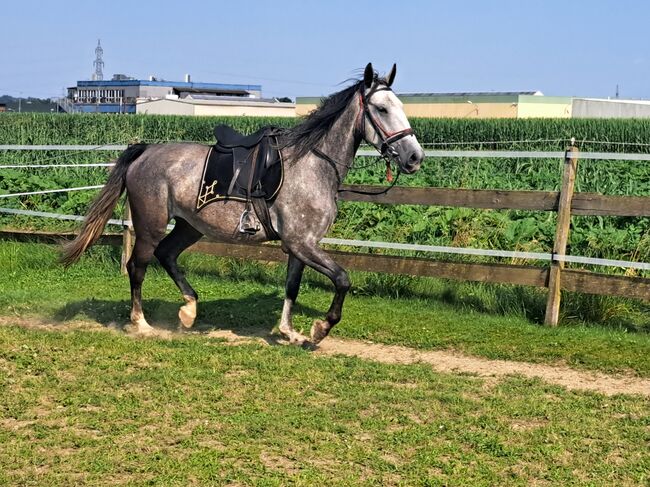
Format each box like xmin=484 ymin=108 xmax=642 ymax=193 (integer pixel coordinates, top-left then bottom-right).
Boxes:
xmin=127 ymin=236 xmax=163 ymax=335
xmin=279 ymin=253 xmax=308 ymax=344
xmin=126 ymin=198 xmax=168 ymax=335
xmin=153 ymin=218 xmax=204 ymax=329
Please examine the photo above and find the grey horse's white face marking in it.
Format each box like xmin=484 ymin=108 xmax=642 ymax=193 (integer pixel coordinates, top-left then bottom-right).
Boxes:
xmin=361 ymin=66 xmax=425 ymax=174
xmin=363 ymin=89 xmax=409 ymax=145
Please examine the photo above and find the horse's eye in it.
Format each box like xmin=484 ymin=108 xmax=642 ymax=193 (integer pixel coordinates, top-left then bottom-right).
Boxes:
xmin=376 ymin=106 xmax=388 ymax=114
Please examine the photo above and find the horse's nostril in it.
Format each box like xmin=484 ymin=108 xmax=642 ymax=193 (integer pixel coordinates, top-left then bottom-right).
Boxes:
xmin=409 ymin=152 xmax=419 ymax=162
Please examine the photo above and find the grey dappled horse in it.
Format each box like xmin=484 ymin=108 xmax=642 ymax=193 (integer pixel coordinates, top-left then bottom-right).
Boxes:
xmin=62 ymin=63 xmax=424 ymax=345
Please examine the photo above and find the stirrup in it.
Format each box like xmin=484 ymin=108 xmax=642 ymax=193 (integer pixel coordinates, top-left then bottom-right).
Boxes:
xmin=238 ymin=207 xmax=259 ymax=235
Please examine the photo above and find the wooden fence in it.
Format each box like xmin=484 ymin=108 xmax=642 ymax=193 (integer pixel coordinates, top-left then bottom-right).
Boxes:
xmin=341 ymin=146 xmax=650 ymax=325
xmin=1 ymin=145 xmax=649 ymax=325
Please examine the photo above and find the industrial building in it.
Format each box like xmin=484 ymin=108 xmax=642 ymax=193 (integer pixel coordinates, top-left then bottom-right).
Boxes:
xmin=296 ymin=91 xmax=574 ymax=118
xmin=59 ymin=75 xmax=268 ymax=114
xmin=571 ymin=98 xmax=650 ymax=118
xmin=136 ymin=94 xmax=295 ymax=117
xmin=297 ymin=91 xmax=650 ymax=119
xmin=56 ymin=40 xmax=294 ymax=116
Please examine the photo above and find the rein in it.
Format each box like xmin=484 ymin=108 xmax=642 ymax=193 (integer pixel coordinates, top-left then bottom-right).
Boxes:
xmin=339 ymin=170 xmax=401 ymax=196
xmin=311 ymin=147 xmax=402 ymax=196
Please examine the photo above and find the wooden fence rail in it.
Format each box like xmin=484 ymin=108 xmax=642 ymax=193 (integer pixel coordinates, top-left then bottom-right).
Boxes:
xmin=2 ymin=230 xmax=649 ymax=304
xmin=339 ymin=185 xmax=650 ymax=217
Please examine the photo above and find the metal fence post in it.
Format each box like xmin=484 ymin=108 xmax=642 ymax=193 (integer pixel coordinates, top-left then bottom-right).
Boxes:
xmin=544 ymin=144 xmax=579 ymax=326
xmin=120 ymin=198 xmax=133 ymax=275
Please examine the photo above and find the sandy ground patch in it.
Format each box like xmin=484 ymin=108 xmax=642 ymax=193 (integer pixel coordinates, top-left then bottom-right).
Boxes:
xmin=1 ymin=316 xmax=648 ymax=397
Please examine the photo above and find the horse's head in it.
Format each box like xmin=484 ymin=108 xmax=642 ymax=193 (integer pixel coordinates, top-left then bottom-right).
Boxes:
xmin=358 ymin=63 xmax=424 ymax=174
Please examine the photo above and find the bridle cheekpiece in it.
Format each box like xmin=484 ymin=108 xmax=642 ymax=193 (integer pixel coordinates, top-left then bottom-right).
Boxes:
xmin=357 ymin=84 xmax=414 ymax=160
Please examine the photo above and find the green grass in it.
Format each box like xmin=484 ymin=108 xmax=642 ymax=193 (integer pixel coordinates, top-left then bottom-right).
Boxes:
xmin=1 ymin=325 xmax=649 ymax=486
xmin=0 ymin=241 xmax=648 ymax=377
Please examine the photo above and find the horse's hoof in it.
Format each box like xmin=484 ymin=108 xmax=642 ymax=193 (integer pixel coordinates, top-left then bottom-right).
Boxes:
xmin=126 ymin=310 xmax=155 ymax=335
xmin=178 ymin=306 xmax=195 ymax=328
xmin=178 ymin=297 xmax=197 ymax=329
xmin=310 ymin=319 xmax=331 ymax=345
xmin=288 ymin=332 xmax=310 ymax=346
xmin=126 ymin=318 xmax=156 ymax=337
xmin=277 ymin=323 xmax=307 ymax=346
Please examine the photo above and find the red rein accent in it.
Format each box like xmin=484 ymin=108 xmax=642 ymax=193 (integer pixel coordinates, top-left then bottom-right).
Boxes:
xmin=385 ymin=160 xmax=393 ymax=182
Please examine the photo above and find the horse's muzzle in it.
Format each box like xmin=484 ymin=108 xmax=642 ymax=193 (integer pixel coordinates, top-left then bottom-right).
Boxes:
xmin=399 ymin=146 xmax=424 ymax=174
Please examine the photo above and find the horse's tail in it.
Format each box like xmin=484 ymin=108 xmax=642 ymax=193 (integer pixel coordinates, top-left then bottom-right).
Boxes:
xmin=60 ymin=143 xmax=148 ymax=266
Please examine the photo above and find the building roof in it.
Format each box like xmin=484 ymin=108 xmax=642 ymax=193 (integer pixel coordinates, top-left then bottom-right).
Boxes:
xmin=138 ymin=96 xmax=294 ymax=108
xmin=296 ymin=91 xmax=545 ymax=105
xmin=75 ymin=79 xmax=261 ymax=92
xmin=187 ymin=94 xmax=289 ymax=104
xmin=574 ymin=97 xmax=650 ymax=105
xmin=399 ymin=91 xmax=543 ymax=98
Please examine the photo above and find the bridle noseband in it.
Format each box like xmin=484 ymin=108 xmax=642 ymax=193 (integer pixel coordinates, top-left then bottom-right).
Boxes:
xmin=357 ymin=85 xmax=414 ymax=159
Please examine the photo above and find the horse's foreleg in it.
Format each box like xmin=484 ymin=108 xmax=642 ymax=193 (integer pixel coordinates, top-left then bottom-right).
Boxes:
xmin=279 ymin=253 xmax=308 ymax=344
xmin=154 ymin=218 xmax=204 ymax=329
xmin=289 ymin=244 xmax=350 ymax=345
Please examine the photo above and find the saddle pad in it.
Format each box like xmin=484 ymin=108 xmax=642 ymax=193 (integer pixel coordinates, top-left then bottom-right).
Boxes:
xmin=196 ymin=144 xmax=283 ymax=210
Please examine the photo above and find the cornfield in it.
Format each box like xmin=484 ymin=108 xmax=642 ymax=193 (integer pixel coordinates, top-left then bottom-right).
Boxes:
xmin=3 ymin=113 xmax=650 ymax=152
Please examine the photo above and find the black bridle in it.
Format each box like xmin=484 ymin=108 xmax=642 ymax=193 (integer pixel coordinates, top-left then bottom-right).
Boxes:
xmin=311 ymin=85 xmax=413 ymax=195
xmin=357 ymin=85 xmax=414 ymax=159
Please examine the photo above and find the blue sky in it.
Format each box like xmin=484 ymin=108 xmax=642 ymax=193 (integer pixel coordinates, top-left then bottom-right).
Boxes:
xmin=2 ymin=0 xmax=649 ymax=100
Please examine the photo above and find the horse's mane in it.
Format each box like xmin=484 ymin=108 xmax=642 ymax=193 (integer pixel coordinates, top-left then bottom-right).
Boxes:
xmin=279 ymin=70 xmax=386 ymax=161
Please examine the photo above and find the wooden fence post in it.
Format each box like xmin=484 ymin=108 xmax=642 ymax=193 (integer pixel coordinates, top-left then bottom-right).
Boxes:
xmin=544 ymin=145 xmax=579 ymax=326
xmin=120 ymin=199 xmax=133 ymax=275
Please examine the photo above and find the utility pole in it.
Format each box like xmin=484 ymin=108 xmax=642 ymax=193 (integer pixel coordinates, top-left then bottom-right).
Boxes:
xmin=92 ymin=39 xmax=104 ymax=81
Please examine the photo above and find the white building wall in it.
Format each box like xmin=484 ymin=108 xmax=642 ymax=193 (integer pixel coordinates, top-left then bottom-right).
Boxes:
xmin=193 ymin=104 xmax=295 ymax=117
xmin=136 ymin=98 xmax=295 ymax=117
xmin=572 ymin=99 xmax=650 ymax=118
xmin=136 ymin=99 xmax=195 ymax=115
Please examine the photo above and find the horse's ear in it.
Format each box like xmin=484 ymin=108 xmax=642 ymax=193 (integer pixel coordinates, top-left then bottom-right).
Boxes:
xmin=364 ymin=63 xmax=374 ymax=88
xmin=387 ymin=64 xmax=397 ymax=87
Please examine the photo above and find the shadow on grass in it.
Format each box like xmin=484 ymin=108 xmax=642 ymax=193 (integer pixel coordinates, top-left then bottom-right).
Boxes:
xmin=52 ymin=291 xmax=324 ymax=344
xmin=177 ymin=260 xmax=649 ymax=333
xmin=437 ymin=282 xmax=649 ymax=333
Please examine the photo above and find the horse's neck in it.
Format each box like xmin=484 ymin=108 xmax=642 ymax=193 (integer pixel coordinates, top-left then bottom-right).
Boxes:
xmin=314 ymin=101 xmax=362 ymax=182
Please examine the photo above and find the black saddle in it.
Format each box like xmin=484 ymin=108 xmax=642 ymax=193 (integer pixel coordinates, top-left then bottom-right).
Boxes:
xmin=196 ymin=125 xmax=283 ymax=238
xmin=213 ymin=125 xmax=269 ymax=148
